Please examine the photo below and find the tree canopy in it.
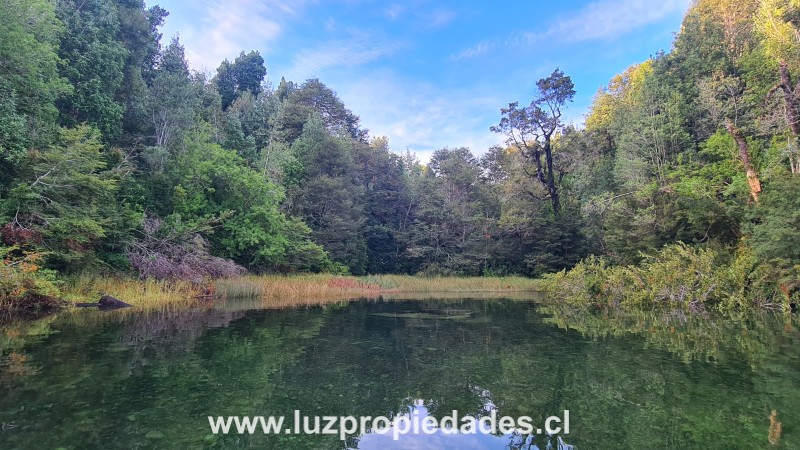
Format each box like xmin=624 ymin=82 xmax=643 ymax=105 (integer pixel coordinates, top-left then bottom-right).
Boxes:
xmin=1 ymin=0 xmax=799 ymax=307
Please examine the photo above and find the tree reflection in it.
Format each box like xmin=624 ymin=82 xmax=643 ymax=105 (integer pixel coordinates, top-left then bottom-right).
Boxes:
xmin=0 ymin=299 xmax=797 ymax=449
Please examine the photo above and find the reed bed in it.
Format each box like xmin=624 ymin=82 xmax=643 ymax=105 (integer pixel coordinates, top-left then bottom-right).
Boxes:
xmin=364 ymin=274 xmax=541 ymax=293
xmin=215 ymin=274 xmax=380 ymax=303
xmin=59 ymin=274 xmax=541 ymax=311
xmin=63 ymin=276 xmax=202 ymax=311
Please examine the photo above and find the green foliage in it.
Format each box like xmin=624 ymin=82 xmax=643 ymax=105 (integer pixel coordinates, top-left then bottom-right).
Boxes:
xmin=55 ymin=0 xmax=128 ymax=138
xmin=287 ymin=115 xmax=368 ymax=273
xmin=271 ymin=79 xmax=365 ymax=144
xmin=0 ymin=87 xmax=28 ymax=176
xmin=0 ymin=246 xmax=60 ymax=308
xmin=403 ymin=147 xmax=498 ymax=276
xmin=542 ymin=243 xmax=760 ymax=310
xmin=352 ymin=137 xmax=413 ymax=274
xmin=1 ymin=0 xmax=799 ymax=310
xmin=0 ymin=0 xmax=68 ymax=161
xmin=214 ymin=51 xmax=267 ymax=110
xmin=545 ymin=0 xmax=800 ymax=311
xmin=3 ymin=126 xmax=123 ymax=270
xmin=159 ymin=127 xmax=331 ymax=272
xmin=750 ymin=177 xmax=800 ymax=263
xmin=749 ymin=177 xmax=800 ymax=299
xmin=144 ymin=37 xmax=196 ymax=150
xmin=117 ymin=2 xmax=168 ymax=140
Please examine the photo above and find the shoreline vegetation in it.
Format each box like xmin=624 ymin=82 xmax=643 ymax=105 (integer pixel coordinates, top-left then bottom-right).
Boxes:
xmin=541 ymin=243 xmax=798 ymax=314
xmin=3 ymin=0 xmax=800 ymax=323
xmin=2 ymin=245 xmax=796 ymax=318
xmin=53 ymin=274 xmax=542 ymax=312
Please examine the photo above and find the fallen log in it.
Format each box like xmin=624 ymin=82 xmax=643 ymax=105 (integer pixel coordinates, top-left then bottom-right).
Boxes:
xmin=75 ymin=295 xmax=133 ymax=310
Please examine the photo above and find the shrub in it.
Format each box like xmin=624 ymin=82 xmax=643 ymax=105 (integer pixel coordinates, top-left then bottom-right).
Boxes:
xmin=0 ymin=246 xmax=61 ymax=310
xmin=127 ymin=217 xmax=246 ymax=283
xmin=541 ymin=243 xmax=760 ymax=311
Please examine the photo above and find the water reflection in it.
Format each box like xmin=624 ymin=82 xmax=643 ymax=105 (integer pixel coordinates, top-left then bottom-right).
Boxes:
xmin=0 ymin=298 xmax=797 ymax=449
xmin=353 ymin=399 xmax=574 ymax=450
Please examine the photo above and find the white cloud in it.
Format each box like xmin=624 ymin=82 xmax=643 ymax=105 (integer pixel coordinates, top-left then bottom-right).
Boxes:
xmin=335 ymin=71 xmax=503 ymax=163
xmin=325 ymin=17 xmax=337 ymax=32
xmin=423 ymin=8 xmax=456 ymax=29
xmin=385 ymin=4 xmax=404 ymax=21
xmin=282 ymin=32 xmax=406 ymax=81
xmin=450 ymin=42 xmax=493 ymax=61
xmin=159 ymin=0 xmax=310 ymax=72
xmin=383 ymin=4 xmax=454 ymax=29
xmin=523 ymin=0 xmax=691 ymax=44
xmin=452 ymin=0 xmax=689 ymax=62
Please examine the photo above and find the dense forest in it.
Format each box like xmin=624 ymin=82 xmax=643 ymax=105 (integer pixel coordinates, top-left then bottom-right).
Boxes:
xmin=2 ymin=0 xmax=800 ymax=309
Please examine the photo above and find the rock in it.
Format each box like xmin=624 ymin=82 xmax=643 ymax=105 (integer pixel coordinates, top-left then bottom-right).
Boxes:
xmin=145 ymin=430 xmax=164 ymax=439
xmin=75 ymin=295 xmax=133 ymax=310
xmin=75 ymin=302 xmax=100 ymax=308
xmin=98 ymin=295 xmax=132 ymax=308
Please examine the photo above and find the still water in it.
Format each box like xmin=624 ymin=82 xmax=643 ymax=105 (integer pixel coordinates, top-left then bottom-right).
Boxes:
xmin=0 ymin=298 xmax=798 ymax=449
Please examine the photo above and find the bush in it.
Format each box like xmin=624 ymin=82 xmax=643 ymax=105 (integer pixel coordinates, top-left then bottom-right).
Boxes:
xmin=127 ymin=217 xmax=246 ymax=283
xmin=0 ymin=246 xmax=61 ymax=310
xmin=541 ymin=243 xmax=765 ymax=311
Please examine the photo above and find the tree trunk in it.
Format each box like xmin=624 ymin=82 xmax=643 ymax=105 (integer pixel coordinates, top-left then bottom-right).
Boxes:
xmin=778 ymin=62 xmax=800 ymax=174
xmin=530 ymin=147 xmax=546 ymax=185
xmin=725 ymin=119 xmax=761 ymax=202
xmin=543 ymin=135 xmax=560 ymax=214
xmin=779 ymin=62 xmax=800 ymax=137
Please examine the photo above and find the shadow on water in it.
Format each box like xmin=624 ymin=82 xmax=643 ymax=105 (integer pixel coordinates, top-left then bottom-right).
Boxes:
xmin=0 ymin=297 xmax=798 ymax=449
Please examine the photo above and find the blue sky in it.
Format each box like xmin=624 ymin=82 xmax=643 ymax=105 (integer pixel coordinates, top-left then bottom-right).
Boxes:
xmin=153 ymin=0 xmax=692 ymax=161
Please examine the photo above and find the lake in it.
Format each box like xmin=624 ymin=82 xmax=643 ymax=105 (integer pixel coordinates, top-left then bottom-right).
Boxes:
xmin=0 ymin=298 xmax=798 ymax=449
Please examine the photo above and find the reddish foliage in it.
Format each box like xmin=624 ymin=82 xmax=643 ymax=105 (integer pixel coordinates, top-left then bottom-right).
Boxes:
xmin=127 ymin=217 xmax=246 ymax=283
xmin=1 ymin=223 xmax=43 ymax=246
xmin=65 ymin=238 xmax=89 ymax=252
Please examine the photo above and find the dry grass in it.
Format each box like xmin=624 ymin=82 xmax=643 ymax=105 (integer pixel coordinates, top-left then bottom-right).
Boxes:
xmin=217 ymin=274 xmax=539 ymax=308
xmin=63 ymin=276 xmax=203 ymax=311
xmin=365 ymin=274 xmax=541 ymax=293
xmin=60 ymin=274 xmax=541 ymax=311
xmin=216 ymin=274 xmax=380 ymax=304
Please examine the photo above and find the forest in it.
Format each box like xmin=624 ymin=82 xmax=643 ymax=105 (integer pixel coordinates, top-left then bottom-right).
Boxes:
xmin=2 ymin=0 xmax=800 ymax=311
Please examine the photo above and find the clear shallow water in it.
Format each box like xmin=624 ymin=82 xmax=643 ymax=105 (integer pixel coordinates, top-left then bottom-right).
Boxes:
xmin=0 ymin=298 xmax=798 ymax=449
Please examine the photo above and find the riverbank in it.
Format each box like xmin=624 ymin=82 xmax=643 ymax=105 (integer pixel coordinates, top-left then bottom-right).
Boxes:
xmin=539 ymin=243 xmax=796 ymax=313
xmin=53 ymin=274 xmax=541 ymax=312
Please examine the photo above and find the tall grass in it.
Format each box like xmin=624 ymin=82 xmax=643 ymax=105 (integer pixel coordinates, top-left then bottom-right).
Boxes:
xmin=60 ymin=274 xmax=541 ymax=311
xmin=63 ymin=276 xmax=202 ymax=311
xmin=363 ymin=274 xmax=541 ymax=293
xmin=215 ymin=274 xmax=380 ymax=304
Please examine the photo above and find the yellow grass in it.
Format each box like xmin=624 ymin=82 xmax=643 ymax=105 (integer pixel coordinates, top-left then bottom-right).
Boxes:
xmin=63 ymin=276 xmax=202 ymax=311
xmin=364 ymin=274 xmax=541 ymax=293
xmin=60 ymin=274 xmax=542 ymax=311
xmin=215 ymin=274 xmax=380 ymax=302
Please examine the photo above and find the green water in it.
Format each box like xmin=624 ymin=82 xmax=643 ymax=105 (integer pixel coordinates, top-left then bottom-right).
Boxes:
xmin=0 ymin=298 xmax=798 ymax=449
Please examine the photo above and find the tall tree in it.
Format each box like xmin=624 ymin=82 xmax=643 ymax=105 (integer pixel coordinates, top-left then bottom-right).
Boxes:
xmin=117 ymin=2 xmax=168 ymax=143
xmin=55 ymin=0 xmax=128 ymax=139
xmin=404 ymin=147 xmax=498 ymax=275
xmin=271 ymin=78 xmax=366 ymax=145
xmin=233 ymin=51 xmax=266 ymax=97
xmin=145 ymin=37 xmax=195 ymax=152
xmin=287 ymin=115 xmax=367 ymax=273
xmin=351 ymin=137 xmax=413 ymax=273
xmin=492 ymin=69 xmax=575 ymax=214
xmin=0 ymin=0 xmax=67 ymax=167
xmin=214 ymin=51 xmax=267 ymax=110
